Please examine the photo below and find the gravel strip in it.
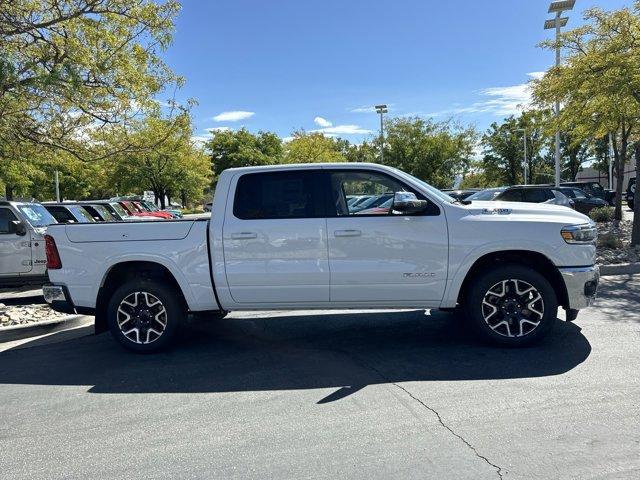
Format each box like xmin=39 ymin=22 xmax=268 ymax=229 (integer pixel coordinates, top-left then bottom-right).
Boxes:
xmin=0 ymin=303 xmax=69 ymax=328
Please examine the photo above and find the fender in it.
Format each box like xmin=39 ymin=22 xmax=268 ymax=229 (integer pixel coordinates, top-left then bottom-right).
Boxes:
xmin=441 ymin=239 xmax=559 ymax=308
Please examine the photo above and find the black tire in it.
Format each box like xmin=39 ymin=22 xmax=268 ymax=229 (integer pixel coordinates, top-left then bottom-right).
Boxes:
xmin=107 ymin=279 xmax=185 ymax=353
xmin=464 ymin=264 xmax=558 ymax=347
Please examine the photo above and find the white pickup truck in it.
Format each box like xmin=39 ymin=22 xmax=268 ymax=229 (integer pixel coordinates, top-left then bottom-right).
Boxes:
xmin=43 ymin=163 xmax=599 ymax=352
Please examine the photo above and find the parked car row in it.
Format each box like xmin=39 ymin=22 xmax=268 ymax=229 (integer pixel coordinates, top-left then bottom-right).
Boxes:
xmin=463 ymin=184 xmax=607 ymax=215
xmin=1 ymin=198 xmax=183 ymax=287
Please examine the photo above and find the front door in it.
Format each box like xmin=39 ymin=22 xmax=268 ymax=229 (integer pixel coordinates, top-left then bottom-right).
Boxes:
xmin=326 ymin=169 xmax=448 ymax=303
xmin=222 ymin=169 xmax=330 ymax=304
xmin=0 ymin=207 xmax=32 ymax=275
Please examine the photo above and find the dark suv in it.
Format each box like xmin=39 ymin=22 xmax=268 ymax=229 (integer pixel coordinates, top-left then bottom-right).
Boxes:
xmin=560 ymin=181 xmax=615 ymax=205
xmin=628 ymin=177 xmax=636 ymax=209
xmin=493 ymin=185 xmax=573 ymax=208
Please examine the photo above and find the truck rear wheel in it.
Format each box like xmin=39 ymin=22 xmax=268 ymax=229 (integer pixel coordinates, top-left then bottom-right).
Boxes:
xmin=464 ymin=264 xmax=557 ymax=346
xmin=107 ymin=280 xmax=185 ymax=353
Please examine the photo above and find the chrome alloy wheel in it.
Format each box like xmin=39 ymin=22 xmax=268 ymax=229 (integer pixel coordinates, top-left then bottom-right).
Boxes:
xmin=116 ymin=291 xmax=168 ymax=344
xmin=481 ymin=279 xmax=545 ymax=338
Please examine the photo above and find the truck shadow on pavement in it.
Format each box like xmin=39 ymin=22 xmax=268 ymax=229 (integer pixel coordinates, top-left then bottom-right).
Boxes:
xmin=0 ymin=310 xmax=591 ymax=403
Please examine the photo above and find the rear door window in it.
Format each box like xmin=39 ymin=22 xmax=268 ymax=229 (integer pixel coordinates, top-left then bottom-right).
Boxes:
xmin=233 ymin=170 xmax=325 ymax=220
xmin=497 ymin=189 xmax=523 ymax=202
xmin=523 ymin=189 xmax=550 ymax=202
xmin=0 ymin=208 xmax=18 ymax=234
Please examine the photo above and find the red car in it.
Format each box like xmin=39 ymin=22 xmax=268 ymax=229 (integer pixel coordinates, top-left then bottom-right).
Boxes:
xmin=118 ymin=201 xmax=170 ymax=220
xmin=132 ymin=201 xmax=174 ymax=219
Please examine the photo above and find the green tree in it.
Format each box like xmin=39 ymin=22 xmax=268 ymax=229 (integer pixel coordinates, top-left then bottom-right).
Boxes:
xmin=0 ymin=0 xmax=181 ymax=160
xmin=381 ymin=117 xmax=476 ymax=188
xmin=284 ymin=131 xmax=346 ymax=163
xmin=533 ymin=2 xmax=640 ymax=229
xmin=206 ymin=129 xmax=283 ymax=177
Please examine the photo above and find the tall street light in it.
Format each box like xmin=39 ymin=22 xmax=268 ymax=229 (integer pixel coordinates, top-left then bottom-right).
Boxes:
xmin=375 ymin=104 xmax=388 ymax=163
xmin=545 ymin=0 xmax=575 ymax=187
xmin=518 ymin=128 xmax=528 ymax=184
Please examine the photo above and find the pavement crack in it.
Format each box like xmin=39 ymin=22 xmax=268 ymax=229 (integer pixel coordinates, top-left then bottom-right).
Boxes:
xmin=335 ymin=349 xmax=505 ymax=479
xmin=390 ymin=380 xmax=505 ymax=480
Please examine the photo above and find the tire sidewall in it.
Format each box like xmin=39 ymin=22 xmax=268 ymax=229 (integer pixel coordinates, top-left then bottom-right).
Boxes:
xmin=107 ymin=280 xmax=184 ymax=353
xmin=465 ymin=264 xmax=558 ymax=346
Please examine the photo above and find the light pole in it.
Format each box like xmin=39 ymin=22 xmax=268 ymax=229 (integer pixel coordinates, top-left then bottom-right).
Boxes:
xmin=518 ymin=128 xmax=528 ymax=184
xmin=545 ymin=0 xmax=575 ymax=187
xmin=375 ymin=104 xmax=388 ymax=163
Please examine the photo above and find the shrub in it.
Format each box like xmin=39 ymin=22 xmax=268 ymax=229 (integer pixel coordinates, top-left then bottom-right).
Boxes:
xmin=598 ymin=233 xmax=623 ymax=249
xmin=589 ymin=206 xmax=614 ymax=223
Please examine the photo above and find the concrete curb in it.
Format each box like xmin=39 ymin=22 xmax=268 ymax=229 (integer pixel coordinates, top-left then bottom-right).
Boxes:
xmin=599 ymin=262 xmax=640 ymax=276
xmin=0 ymin=315 xmax=91 ymax=343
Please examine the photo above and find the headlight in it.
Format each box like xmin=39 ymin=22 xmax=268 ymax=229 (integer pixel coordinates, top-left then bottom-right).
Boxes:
xmin=561 ymin=223 xmax=597 ymax=244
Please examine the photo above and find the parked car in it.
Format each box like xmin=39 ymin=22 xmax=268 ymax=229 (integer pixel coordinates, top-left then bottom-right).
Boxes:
xmin=44 ymin=163 xmax=598 ymax=353
xmin=204 ymin=202 xmax=212 ymax=213
xmin=132 ymin=201 xmax=174 ymax=219
xmin=555 ymin=187 xmax=607 ymax=215
xmin=491 ymin=186 xmax=574 ymax=209
xmin=118 ymin=200 xmax=166 ymax=220
xmin=560 ymin=181 xmax=615 ymax=205
xmin=627 ymin=177 xmax=636 ymax=209
xmin=350 ymin=193 xmax=394 ymax=213
xmin=441 ymin=189 xmax=480 ymax=201
xmin=140 ymin=200 xmax=182 ymax=218
xmin=1 ymin=201 xmax=57 ymax=287
xmin=466 ymin=187 xmax=507 ymax=201
xmin=43 ymin=203 xmax=96 ymax=224
xmin=75 ymin=203 xmax=118 ymax=222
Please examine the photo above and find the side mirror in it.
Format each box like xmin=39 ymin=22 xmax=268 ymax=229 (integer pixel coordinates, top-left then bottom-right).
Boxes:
xmin=393 ymin=192 xmax=428 ymax=214
xmin=10 ymin=220 xmax=27 ymax=236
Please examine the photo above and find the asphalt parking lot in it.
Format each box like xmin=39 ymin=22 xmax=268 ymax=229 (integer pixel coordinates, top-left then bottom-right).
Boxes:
xmin=0 ymin=275 xmax=638 ymax=480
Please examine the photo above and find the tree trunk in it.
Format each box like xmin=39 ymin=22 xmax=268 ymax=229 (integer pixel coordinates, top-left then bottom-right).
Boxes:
xmin=159 ymin=189 xmax=166 ymax=209
xmin=632 ymin=144 xmax=640 ymax=247
xmin=5 ymin=185 xmax=14 ymax=200
xmin=612 ymin=138 xmax=625 ymax=223
xmin=180 ymin=190 xmax=187 ymax=209
xmin=166 ymin=191 xmax=171 ymax=208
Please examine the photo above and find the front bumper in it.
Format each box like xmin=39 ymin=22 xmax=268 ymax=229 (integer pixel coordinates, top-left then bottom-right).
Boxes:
xmin=43 ymin=284 xmax=76 ymax=314
xmin=559 ymin=265 xmax=600 ymax=310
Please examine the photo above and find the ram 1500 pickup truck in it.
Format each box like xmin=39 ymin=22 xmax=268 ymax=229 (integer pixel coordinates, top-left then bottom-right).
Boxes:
xmin=43 ymin=163 xmax=599 ymax=352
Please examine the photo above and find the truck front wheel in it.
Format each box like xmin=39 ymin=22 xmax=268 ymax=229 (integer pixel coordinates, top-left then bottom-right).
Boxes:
xmin=464 ymin=264 xmax=558 ymax=346
xmin=107 ymin=280 xmax=185 ymax=353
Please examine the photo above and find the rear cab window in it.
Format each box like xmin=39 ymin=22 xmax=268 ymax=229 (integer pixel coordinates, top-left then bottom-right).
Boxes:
xmin=233 ymin=170 xmax=325 ymax=220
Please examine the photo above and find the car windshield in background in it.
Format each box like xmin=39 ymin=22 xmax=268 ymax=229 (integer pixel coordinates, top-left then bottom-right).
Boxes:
xmin=17 ymin=204 xmax=57 ymax=227
xmin=68 ymin=205 xmax=95 ymax=222
xmin=110 ymin=203 xmax=129 ymax=217
xmin=92 ymin=205 xmax=116 ymax=221
xmin=466 ymin=189 xmax=505 ymax=201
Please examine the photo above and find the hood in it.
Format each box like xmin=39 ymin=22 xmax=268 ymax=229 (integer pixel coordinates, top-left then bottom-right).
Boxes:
xmin=463 ymin=201 xmax=591 ymax=224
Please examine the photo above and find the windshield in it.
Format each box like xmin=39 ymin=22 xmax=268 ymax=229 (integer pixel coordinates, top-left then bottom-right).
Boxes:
xmin=17 ymin=204 xmax=57 ymax=227
xmin=110 ymin=202 xmax=129 ymax=217
xmin=466 ymin=189 xmax=505 ymax=201
xmin=68 ymin=205 xmax=95 ymax=222
xmin=143 ymin=201 xmax=160 ymax=211
xmin=92 ymin=205 xmax=116 ymax=221
xmin=391 ymin=169 xmax=457 ymax=203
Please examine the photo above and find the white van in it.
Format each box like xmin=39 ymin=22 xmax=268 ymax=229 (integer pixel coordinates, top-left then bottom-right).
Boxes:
xmin=0 ymin=200 xmax=57 ymax=287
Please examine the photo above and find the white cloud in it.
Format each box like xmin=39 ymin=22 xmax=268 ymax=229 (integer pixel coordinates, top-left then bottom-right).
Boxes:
xmin=205 ymin=126 xmax=231 ymax=133
xmin=314 ymin=116 xmax=333 ymax=128
xmin=212 ymin=110 xmax=255 ymax=122
xmin=282 ymin=136 xmax=295 ymax=143
xmin=350 ymin=106 xmax=376 ymax=113
xmin=310 ymin=124 xmax=373 ymax=135
xmin=425 ymin=72 xmax=546 ymax=118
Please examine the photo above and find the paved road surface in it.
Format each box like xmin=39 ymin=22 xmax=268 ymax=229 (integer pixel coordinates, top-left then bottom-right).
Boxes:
xmin=0 ymin=275 xmax=638 ymax=479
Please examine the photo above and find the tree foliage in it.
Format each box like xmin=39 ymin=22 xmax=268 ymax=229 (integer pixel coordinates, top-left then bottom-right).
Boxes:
xmin=284 ymin=131 xmax=346 ymax=164
xmin=206 ymin=128 xmax=283 ymax=177
xmin=381 ymin=117 xmax=476 ymax=188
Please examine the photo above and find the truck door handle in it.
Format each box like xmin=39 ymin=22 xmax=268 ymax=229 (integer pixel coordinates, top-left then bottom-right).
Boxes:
xmin=231 ymin=232 xmax=257 ymax=240
xmin=334 ymin=229 xmax=362 ymax=237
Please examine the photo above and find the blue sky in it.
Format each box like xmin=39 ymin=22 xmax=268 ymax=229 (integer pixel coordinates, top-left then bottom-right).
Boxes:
xmin=161 ymin=0 xmax=630 ymax=145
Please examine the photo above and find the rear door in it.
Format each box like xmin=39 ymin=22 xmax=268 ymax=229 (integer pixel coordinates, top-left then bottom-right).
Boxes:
xmin=325 ymin=169 xmax=448 ymax=303
xmin=222 ymin=169 xmax=330 ymax=304
xmin=0 ymin=207 xmax=32 ymax=274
